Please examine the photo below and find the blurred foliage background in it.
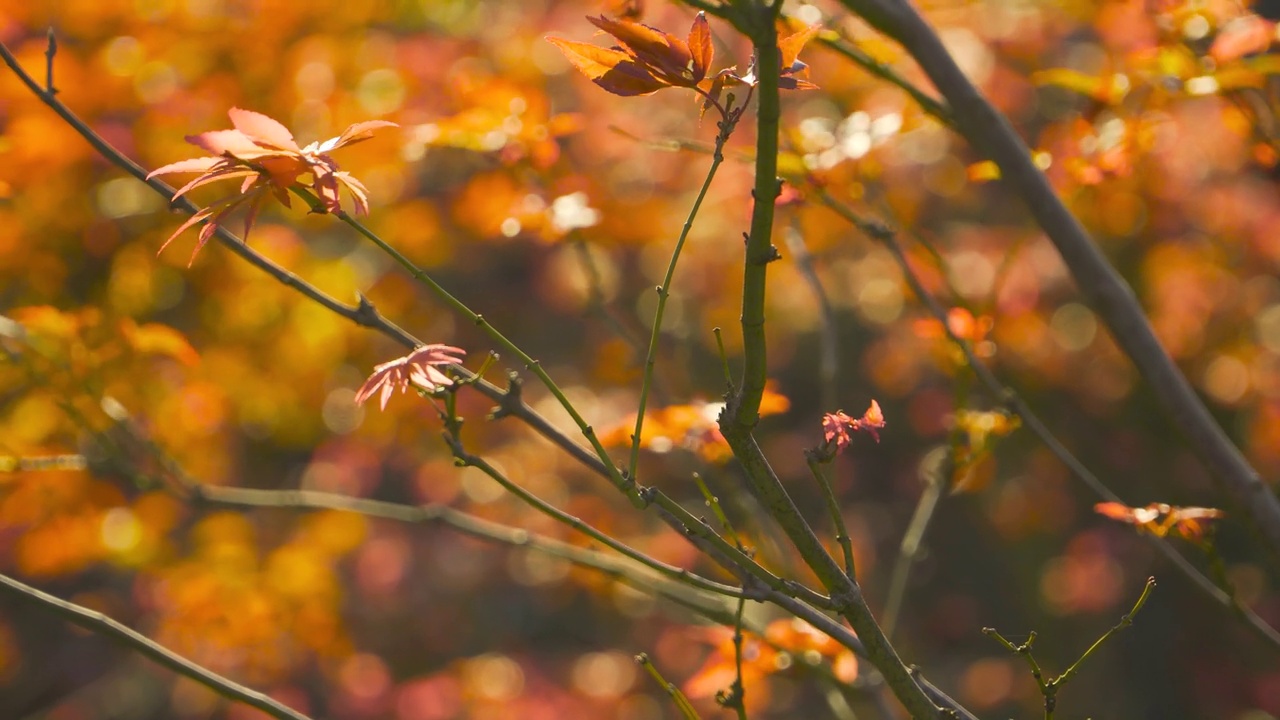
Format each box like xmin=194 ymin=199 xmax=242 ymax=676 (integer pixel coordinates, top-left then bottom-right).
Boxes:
xmin=2 ymin=0 xmax=1280 ymax=718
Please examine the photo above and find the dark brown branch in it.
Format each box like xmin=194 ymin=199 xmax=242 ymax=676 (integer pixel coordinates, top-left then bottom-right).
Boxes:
xmin=821 ymin=193 xmax=1280 ymax=652
xmin=831 ymin=0 xmax=1280 ymax=567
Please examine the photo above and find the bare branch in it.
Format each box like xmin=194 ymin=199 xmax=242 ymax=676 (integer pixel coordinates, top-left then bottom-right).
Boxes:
xmin=0 ymin=572 xmax=313 ymax=720
xmin=831 ymin=0 xmax=1280 ymax=568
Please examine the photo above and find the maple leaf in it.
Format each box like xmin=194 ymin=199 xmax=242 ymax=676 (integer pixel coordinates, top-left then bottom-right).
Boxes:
xmin=547 ymin=13 xmax=714 ymax=97
xmin=147 ymin=108 xmax=396 ymax=264
xmin=735 ymin=20 xmax=821 ymax=91
xmin=355 ymin=344 xmax=467 ymax=411
xmin=822 ymin=399 xmax=885 ymax=453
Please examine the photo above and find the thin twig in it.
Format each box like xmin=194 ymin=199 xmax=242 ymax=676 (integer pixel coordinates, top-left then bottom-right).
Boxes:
xmin=632 ymin=105 xmax=742 ymax=484
xmin=882 ymin=448 xmax=946 ymax=640
xmin=1057 ymin=577 xmax=1156 ymax=685
xmin=43 ymin=28 xmax=57 ymax=94
xmin=785 ymin=224 xmax=840 ymax=409
xmin=726 ymin=593 xmax=750 ymax=720
xmin=637 ymin=652 xmax=702 ymax=719
xmin=0 ymin=572 xmax=313 ymax=720
xmin=438 ymin=407 xmax=747 ymax=600
xmin=806 ymin=450 xmax=856 ymax=579
xmin=984 ymin=577 xmax=1156 ymax=719
xmin=693 ymin=473 xmax=745 ymax=551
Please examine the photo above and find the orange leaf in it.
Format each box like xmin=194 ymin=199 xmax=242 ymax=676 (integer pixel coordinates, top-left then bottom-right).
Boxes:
xmin=687 ymin=12 xmax=713 ymax=83
xmin=588 ymin=15 xmax=697 ymax=87
xmin=966 ymin=160 xmax=1001 ymax=182
xmin=119 ymin=320 xmax=200 ymax=366
xmin=1167 ymin=506 xmax=1225 ymax=540
xmin=1094 ymin=501 xmax=1160 ymax=526
xmin=10 ymin=306 xmax=83 ymax=340
xmin=1031 ymin=69 xmax=1129 ymax=105
xmin=546 ymin=36 xmax=669 ymax=96
xmin=779 ymin=22 xmax=820 ymax=70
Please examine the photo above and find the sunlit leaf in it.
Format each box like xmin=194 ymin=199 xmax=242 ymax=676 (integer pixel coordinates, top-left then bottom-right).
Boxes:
xmin=546 ymin=36 xmax=669 ymax=96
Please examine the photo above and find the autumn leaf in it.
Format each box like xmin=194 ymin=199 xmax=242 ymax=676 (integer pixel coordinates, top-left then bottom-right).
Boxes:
xmin=683 ymin=627 xmax=775 ymax=701
xmin=545 ymin=37 xmax=670 ymax=96
xmin=1094 ymin=502 xmax=1225 ymax=542
xmin=600 ymin=383 xmax=790 ymax=463
xmin=765 ymin=618 xmax=858 ymax=682
xmin=1166 ymin=506 xmax=1227 ymax=540
xmin=147 ymin=108 xmax=396 ymax=264
xmin=119 ymin=320 xmax=200 ymax=366
xmin=1031 ymin=69 xmax=1130 ymax=105
xmin=965 ymin=151 xmax=1052 ymax=183
xmin=778 ymin=21 xmax=821 ymax=90
xmin=548 ymin=13 xmax=715 ymax=97
xmin=355 ymin=344 xmax=467 ymax=410
xmin=823 ymin=399 xmax=886 ymax=453
xmin=949 ymin=409 xmax=1020 ymax=493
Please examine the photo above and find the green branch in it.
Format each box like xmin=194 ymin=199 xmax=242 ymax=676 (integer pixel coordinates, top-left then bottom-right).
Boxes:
xmin=806 ymin=450 xmax=856 ymax=579
xmin=732 ymin=6 xmax=782 ymax=428
xmin=833 ymin=0 xmax=1280 ymax=572
xmin=439 ymin=418 xmax=746 ymax=600
xmin=985 ymin=578 xmax=1156 ymax=719
xmin=632 ymin=111 xmax=740 ymax=482
xmin=817 ymin=190 xmax=1280 ymax=653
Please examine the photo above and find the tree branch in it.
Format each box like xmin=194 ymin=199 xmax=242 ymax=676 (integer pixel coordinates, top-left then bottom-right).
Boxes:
xmin=819 ymin=192 xmax=1280 ymax=653
xmin=831 ymin=0 xmax=1280 ymax=568
xmin=0 ymin=572 xmax=313 ymax=720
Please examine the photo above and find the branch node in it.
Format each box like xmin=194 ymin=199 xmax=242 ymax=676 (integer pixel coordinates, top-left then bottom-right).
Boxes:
xmin=43 ymin=27 xmax=58 ymax=95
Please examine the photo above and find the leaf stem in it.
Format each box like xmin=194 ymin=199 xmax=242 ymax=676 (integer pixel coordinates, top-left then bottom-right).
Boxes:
xmin=806 ymin=451 xmax=855 ymax=579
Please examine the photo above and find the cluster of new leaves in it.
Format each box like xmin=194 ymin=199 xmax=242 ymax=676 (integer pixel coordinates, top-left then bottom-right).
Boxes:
xmin=148 ymin=109 xmax=395 ymax=264
xmin=548 ymin=12 xmax=818 ymax=118
xmin=822 ymin=399 xmax=886 ymax=453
